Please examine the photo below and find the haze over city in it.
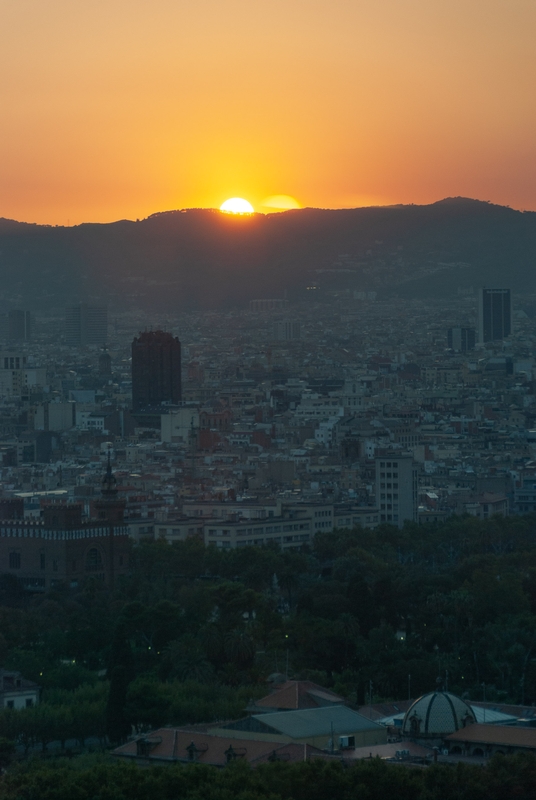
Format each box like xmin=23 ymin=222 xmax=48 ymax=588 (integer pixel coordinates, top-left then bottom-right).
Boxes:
xmin=1 ymin=0 xmax=535 ymax=224
xmin=3 ymin=2 xmax=536 ymax=797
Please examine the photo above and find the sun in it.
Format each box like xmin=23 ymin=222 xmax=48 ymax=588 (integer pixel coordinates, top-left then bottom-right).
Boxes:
xmin=220 ymin=197 xmax=254 ymax=214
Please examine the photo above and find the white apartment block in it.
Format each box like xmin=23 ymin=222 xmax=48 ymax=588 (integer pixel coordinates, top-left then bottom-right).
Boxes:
xmin=375 ymin=453 xmax=418 ymax=528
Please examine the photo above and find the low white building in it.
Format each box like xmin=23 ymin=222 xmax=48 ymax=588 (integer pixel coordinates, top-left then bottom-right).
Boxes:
xmin=0 ymin=670 xmax=40 ymax=709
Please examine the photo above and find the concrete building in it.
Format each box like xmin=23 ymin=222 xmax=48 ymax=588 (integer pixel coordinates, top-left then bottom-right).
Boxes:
xmin=65 ymin=303 xmax=108 ymax=347
xmin=514 ymin=476 xmax=536 ymax=514
xmin=8 ymin=310 xmax=31 ymax=342
xmin=131 ymin=330 xmax=181 ymax=411
xmin=376 ymin=453 xmax=418 ymax=527
xmin=161 ymin=408 xmax=199 ymax=444
xmin=447 ymin=327 xmax=475 ymax=352
xmin=0 ymin=670 xmax=39 ymax=709
xmin=273 ymin=321 xmax=301 ymax=341
xmin=478 ymin=288 xmax=512 ymax=343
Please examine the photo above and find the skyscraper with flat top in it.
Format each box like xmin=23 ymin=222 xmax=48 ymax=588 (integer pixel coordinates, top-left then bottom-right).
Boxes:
xmin=131 ymin=330 xmax=181 ymax=411
xmin=65 ymin=303 xmax=107 ymax=346
xmin=478 ymin=288 xmax=512 ymax=343
xmin=8 ymin=310 xmax=32 ymax=341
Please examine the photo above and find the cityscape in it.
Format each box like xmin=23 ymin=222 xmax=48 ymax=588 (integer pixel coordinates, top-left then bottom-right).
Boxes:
xmin=1 ymin=0 xmax=536 ymax=796
xmin=1 ymin=277 xmax=536 ymax=787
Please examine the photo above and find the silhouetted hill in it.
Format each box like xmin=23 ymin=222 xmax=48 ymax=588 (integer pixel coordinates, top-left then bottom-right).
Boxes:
xmin=1 ymin=198 xmax=535 ymax=312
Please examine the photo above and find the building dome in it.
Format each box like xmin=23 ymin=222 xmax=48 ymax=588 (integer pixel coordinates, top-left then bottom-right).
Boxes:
xmin=402 ymin=690 xmax=476 ymax=739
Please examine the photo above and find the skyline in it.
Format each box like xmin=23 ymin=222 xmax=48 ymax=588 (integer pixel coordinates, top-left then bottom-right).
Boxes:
xmin=1 ymin=0 xmax=535 ymax=225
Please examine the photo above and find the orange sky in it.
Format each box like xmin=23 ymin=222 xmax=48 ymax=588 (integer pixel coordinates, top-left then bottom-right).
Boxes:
xmin=1 ymin=0 xmax=535 ymax=224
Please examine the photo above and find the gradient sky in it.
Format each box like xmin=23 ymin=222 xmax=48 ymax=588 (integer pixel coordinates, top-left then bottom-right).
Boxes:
xmin=1 ymin=0 xmax=535 ymax=224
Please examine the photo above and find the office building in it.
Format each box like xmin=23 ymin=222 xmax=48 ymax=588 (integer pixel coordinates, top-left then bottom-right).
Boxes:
xmin=65 ymin=303 xmax=108 ymax=347
xmin=8 ymin=310 xmax=31 ymax=342
xmin=131 ymin=330 xmax=181 ymax=411
xmin=447 ymin=327 xmax=475 ymax=352
xmin=99 ymin=348 xmax=112 ymax=376
xmin=273 ymin=321 xmax=301 ymax=341
xmin=478 ymin=288 xmax=512 ymax=343
xmin=375 ymin=453 xmax=418 ymax=528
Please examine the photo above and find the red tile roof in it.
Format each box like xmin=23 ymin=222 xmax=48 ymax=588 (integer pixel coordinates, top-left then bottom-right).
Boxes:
xmin=112 ymin=728 xmax=326 ymax=766
xmin=445 ymin=724 xmax=536 ymax=749
xmin=254 ymin=681 xmax=343 ymax=711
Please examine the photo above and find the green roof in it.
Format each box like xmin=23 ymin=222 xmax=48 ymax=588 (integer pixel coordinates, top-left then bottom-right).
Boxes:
xmin=251 ymin=705 xmax=384 ymax=739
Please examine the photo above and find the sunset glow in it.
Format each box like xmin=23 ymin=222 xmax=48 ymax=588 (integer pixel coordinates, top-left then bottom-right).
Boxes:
xmin=220 ymin=198 xmax=254 ymax=214
xmin=0 ymin=1 xmax=535 ymax=224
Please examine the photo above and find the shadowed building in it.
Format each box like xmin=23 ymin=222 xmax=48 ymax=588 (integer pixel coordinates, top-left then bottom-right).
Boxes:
xmin=375 ymin=453 xmax=418 ymax=528
xmin=0 ymin=460 xmax=128 ymax=591
xmin=478 ymin=288 xmax=512 ymax=343
xmin=131 ymin=330 xmax=181 ymax=411
xmin=65 ymin=303 xmax=108 ymax=347
xmin=8 ymin=310 xmax=32 ymax=342
xmin=447 ymin=327 xmax=475 ymax=352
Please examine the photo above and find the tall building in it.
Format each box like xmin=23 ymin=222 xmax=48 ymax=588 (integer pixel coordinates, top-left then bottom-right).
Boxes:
xmin=447 ymin=327 xmax=476 ymax=352
xmin=65 ymin=303 xmax=108 ymax=346
xmin=375 ymin=453 xmax=418 ymax=528
xmin=131 ymin=330 xmax=181 ymax=411
xmin=99 ymin=348 xmax=112 ymax=376
xmin=273 ymin=321 xmax=301 ymax=341
xmin=478 ymin=288 xmax=512 ymax=343
xmin=8 ymin=310 xmax=31 ymax=341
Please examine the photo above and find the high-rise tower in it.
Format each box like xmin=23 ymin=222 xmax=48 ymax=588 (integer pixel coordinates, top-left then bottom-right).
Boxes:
xmin=131 ymin=330 xmax=181 ymax=411
xmin=478 ymin=288 xmax=512 ymax=343
xmin=65 ymin=303 xmax=108 ymax=346
xmin=8 ymin=310 xmax=32 ymax=342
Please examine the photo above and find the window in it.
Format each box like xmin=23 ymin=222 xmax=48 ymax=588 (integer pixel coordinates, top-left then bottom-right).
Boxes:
xmin=40 ymin=553 xmax=45 ymax=570
xmin=26 ymin=698 xmax=33 ymax=708
xmin=6 ymin=701 xmax=14 ymax=709
xmin=9 ymin=552 xmax=20 ymax=569
xmin=85 ymin=548 xmax=103 ymax=571
xmin=53 ymin=560 xmax=58 ymax=572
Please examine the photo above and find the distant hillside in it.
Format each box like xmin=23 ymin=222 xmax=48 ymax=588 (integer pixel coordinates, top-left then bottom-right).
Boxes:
xmin=1 ymin=198 xmax=535 ymax=312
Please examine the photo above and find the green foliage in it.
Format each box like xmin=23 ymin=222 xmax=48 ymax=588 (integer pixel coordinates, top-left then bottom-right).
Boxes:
xmin=5 ymin=513 xmax=536 ymax=753
xmin=4 ymin=752 xmax=536 ymax=800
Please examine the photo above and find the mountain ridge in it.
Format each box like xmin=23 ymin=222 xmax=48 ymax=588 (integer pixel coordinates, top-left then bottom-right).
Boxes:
xmin=0 ymin=198 xmax=534 ymax=312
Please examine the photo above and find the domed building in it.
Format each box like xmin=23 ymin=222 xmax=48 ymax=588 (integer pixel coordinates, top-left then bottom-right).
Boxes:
xmin=402 ymin=689 xmax=476 ymax=744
